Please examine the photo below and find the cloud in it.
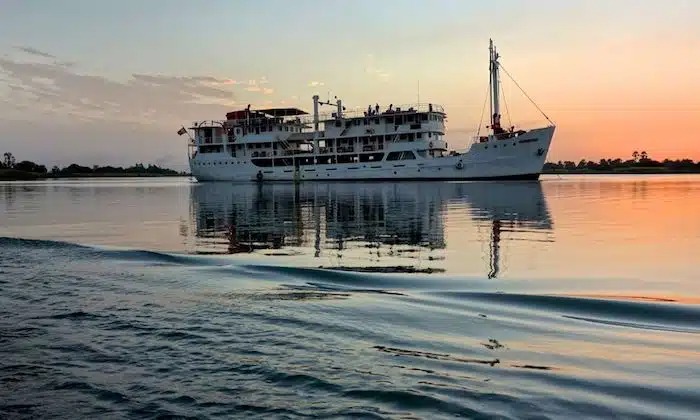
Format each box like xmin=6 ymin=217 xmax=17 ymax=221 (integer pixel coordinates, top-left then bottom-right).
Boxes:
xmin=15 ymin=46 xmax=56 ymax=59
xmin=0 ymin=50 xmax=277 ymax=127
xmin=308 ymin=81 xmax=325 ymax=87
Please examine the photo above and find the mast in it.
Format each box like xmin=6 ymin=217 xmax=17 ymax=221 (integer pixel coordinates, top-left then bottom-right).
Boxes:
xmin=312 ymin=95 xmax=320 ymax=153
xmin=489 ymin=39 xmax=501 ymax=132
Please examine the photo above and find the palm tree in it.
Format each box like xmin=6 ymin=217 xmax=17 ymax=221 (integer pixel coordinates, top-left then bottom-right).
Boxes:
xmin=641 ymin=151 xmax=648 ymax=161
xmin=632 ymin=151 xmax=639 ymax=162
xmin=2 ymin=152 xmax=15 ymax=168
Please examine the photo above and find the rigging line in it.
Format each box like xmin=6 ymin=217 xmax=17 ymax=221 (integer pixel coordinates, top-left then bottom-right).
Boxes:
xmin=476 ymin=83 xmax=490 ymax=138
xmin=499 ymin=63 xmax=555 ymax=126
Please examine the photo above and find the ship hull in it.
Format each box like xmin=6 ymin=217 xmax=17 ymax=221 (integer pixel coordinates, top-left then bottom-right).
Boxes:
xmin=189 ymin=126 xmax=554 ymax=183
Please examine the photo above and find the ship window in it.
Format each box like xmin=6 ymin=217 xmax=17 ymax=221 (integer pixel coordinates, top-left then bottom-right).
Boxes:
xmin=416 ymin=150 xmax=427 ymax=158
xmin=251 ymin=158 xmax=273 ymax=167
xmin=386 ymin=151 xmax=416 ymax=161
xmin=417 ymin=132 xmax=422 ymax=139
xmin=273 ymin=158 xmax=293 ymax=166
xmin=359 ymin=152 xmax=384 ymax=162
xmin=421 ymin=114 xmax=428 ymax=121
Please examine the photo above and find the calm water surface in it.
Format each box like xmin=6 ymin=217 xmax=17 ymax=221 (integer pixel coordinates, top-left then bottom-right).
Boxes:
xmin=1 ymin=176 xmax=699 ymax=418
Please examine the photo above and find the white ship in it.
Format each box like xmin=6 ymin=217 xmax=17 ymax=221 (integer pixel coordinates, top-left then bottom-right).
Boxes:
xmin=180 ymin=40 xmax=555 ymax=182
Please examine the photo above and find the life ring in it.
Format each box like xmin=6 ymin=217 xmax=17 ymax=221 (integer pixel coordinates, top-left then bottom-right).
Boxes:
xmin=256 ymin=171 xmax=263 ymax=182
xmin=456 ymin=160 xmax=464 ymax=170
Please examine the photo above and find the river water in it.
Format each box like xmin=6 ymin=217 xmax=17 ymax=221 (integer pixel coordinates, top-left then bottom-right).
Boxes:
xmin=1 ymin=175 xmax=699 ymax=419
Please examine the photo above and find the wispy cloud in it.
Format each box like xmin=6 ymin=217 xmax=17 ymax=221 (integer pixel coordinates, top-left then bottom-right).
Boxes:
xmin=0 ymin=49 xmax=277 ymax=126
xmin=308 ymin=81 xmax=325 ymax=87
xmin=15 ymin=46 xmax=56 ymax=59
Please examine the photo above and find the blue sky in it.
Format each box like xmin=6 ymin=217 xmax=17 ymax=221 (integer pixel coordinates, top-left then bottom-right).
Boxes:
xmin=1 ymin=0 xmax=699 ymax=168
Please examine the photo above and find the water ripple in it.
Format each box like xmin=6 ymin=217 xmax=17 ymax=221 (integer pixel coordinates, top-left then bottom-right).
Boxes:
xmin=1 ymin=237 xmax=699 ymax=419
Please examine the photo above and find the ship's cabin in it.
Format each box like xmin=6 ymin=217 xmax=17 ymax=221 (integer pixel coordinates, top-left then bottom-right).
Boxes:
xmin=188 ymin=102 xmax=448 ymax=165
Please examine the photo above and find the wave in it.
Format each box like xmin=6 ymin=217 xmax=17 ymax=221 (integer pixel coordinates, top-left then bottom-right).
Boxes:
xmin=3 ymin=234 xmax=700 ymax=419
xmin=430 ymin=291 xmax=700 ymax=333
xmin=3 ymin=236 xmax=699 ymax=337
xmin=0 ymin=236 xmax=220 ymax=267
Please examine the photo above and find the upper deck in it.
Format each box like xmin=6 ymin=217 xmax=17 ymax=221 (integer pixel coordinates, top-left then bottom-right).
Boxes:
xmin=188 ymin=102 xmax=446 ymax=147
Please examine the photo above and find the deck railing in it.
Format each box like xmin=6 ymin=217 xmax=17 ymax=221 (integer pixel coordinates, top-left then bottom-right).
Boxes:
xmin=190 ymin=103 xmax=445 ymax=129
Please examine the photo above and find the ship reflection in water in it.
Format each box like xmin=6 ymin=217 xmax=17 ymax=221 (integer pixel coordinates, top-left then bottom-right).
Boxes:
xmin=186 ymin=181 xmax=553 ymax=277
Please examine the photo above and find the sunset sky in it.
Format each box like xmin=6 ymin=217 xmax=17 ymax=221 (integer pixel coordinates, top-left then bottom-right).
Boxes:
xmin=1 ymin=0 xmax=699 ymax=169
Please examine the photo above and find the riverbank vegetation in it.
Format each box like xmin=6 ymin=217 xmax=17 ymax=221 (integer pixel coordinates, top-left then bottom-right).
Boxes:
xmin=543 ymin=151 xmax=700 ymax=174
xmin=1 ymin=152 xmax=186 ymax=180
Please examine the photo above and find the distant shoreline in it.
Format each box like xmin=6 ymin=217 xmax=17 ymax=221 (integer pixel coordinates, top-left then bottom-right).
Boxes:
xmin=0 ymin=169 xmax=189 ymax=181
xmin=543 ymin=168 xmax=700 ymax=175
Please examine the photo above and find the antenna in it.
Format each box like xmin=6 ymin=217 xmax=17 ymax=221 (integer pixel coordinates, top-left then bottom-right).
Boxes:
xmin=417 ymin=80 xmax=420 ymax=104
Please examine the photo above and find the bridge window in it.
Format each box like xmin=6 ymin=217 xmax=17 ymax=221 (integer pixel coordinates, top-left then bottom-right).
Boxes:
xmin=386 ymin=151 xmax=416 ymax=161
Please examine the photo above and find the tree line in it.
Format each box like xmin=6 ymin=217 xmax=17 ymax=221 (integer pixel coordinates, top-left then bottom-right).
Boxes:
xmin=1 ymin=152 xmax=185 ymax=177
xmin=544 ymin=151 xmax=700 ymax=173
